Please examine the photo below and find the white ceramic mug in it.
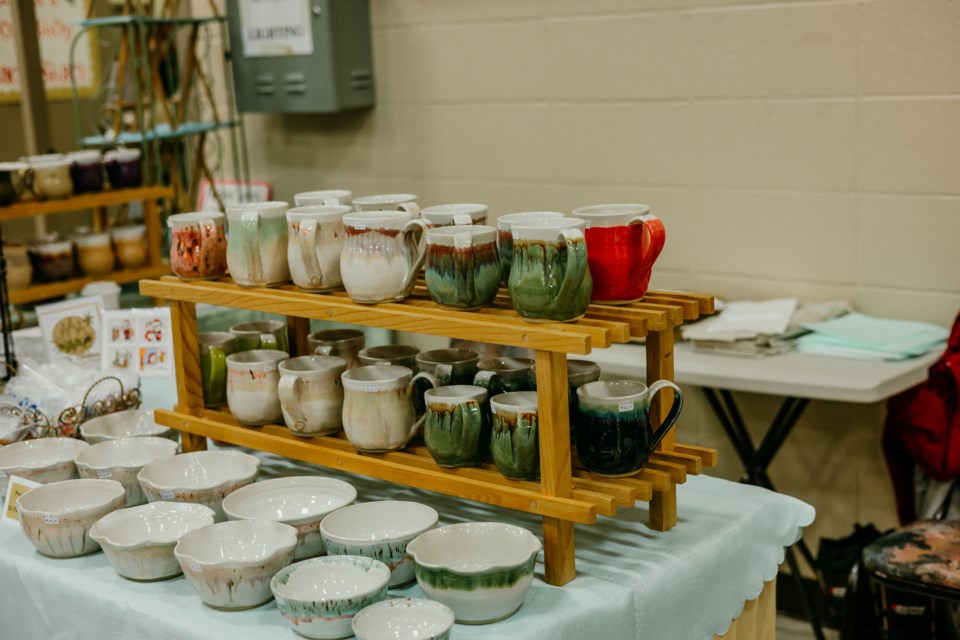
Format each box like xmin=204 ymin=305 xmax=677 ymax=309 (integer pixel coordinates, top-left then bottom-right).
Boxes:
xmin=352 ymin=193 xmax=420 ymax=215
xmin=293 ymin=189 xmax=353 ymax=207
xmin=421 ymin=203 xmax=489 ymax=228
xmin=278 ymin=355 xmax=347 ymax=437
xmin=340 ymin=211 xmax=429 ymax=303
xmin=341 ymin=365 xmax=438 ymax=452
xmin=226 ymin=349 xmax=289 ymax=425
xmin=286 ymin=205 xmax=351 ymax=292
xmin=226 ymin=201 xmax=290 ymax=287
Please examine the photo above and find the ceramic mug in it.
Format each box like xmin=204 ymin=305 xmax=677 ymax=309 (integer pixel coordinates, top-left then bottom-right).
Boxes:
xmin=75 ymin=232 xmax=115 ymax=276
xmin=490 ymin=391 xmax=539 ymax=480
xmin=473 ymin=357 xmax=536 ymax=397
xmin=416 ymin=348 xmax=480 ymax=386
xmin=567 ymin=359 xmax=601 ymax=436
xmin=572 ymin=204 xmax=666 ymax=304
xmin=167 ymin=212 xmax=228 ymax=281
xmin=423 ymin=385 xmax=489 ymax=468
xmin=424 ymin=225 xmax=501 ymax=310
xmin=509 ymin=218 xmax=593 ymax=323
xmin=358 ymin=345 xmax=421 ymax=370
xmin=421 ymin=203 xmax=488 ymax=227
xmin=226 ymin=201 xmax=291 ymax=287
xmin=495 ymin=212 xmax=564 ymax=287
xmin=352 ymin=193 xmax=419 ymax=215
xmin=340 ymin=211 xmax=429 ymax=304
xmin=230 ymin=320 xmax=290 ymax=353
xmin=341 ymin=365 xmax=439 ymax=452
xmin=286 ymin=205 xmax=351 ymax=292
xmin=111 ymin=225 xmax=148 ymax=269
xmin=30 ymin=158 xmax=74 ymax=200
xmin=226 ymin=349 xmax=289 ymax=426
xmin=0 ymin=162 xmax=28 ymax=205
xmin=67 ymin=150 xmax=103 ymax=194
xmin=308 ymin=329 xmax=365 ymax=370
xmin=278 ymin=355 xmax=346 ymax=437
xmin=294 ymin=189 xmax=353 ymax=207
xmin=200 ymin=332 xmax=236 ymax=408
xmin=104 ymin=149 xmax=142 ymax=188
xmin=33 ymin=238 xmax=75 ymax=280
xmin=576 ymin=379 xmax=683 ymax=477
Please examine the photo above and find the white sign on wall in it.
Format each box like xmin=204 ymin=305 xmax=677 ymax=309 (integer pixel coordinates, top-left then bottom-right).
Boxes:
xmin=239 ymin=0 xmax=313 ymax=58
xmin=0 ymin=0 xmax=97 ymax=102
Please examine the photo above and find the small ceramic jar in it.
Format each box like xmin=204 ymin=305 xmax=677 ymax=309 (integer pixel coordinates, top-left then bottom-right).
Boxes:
xmin=33 ymin=238 xmax=76 ymax=281
xmin=67 ymin=150 xmax=104 ymax=194
xmin=4 ymin=243 xmax=32 ymax=290
xmin=104 ymin=149 xmax=142 ymax=189
xmin=75 ymin=232 xmax=116 ymax=276
xmin=110 ymin=225 xmax=147 ymax=269
xmin=30 ymin=157 xmax=74 ymax=200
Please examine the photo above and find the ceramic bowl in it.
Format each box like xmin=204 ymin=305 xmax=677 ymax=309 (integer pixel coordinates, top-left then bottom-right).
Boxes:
xmin=17 ymin=478 xmax=125 ymax=558
xmin=406 ymin=522 xmax=542 ymax=624
xmin=271 ymin=556 xmax=391 ymax=640
xmin=319 ymin=501 xmax=438 ymax=587
xmin=174 ymin=519 xmax=297 ymax=610
xmin=0 ymin=437 xmax=89 ymax=497
xmin=352 ymin=598 xmax=455 ymax=640
xmin=80 ymin=409 xmax=175 ymax=444
xmin=75 ymin=437 xmax=180 ymax=506
xmin=89 ymin=502 xmax=216 ymax=581
xmin=222 ymin=476 xmax=357 ymax=560
xmin=137 ymin=450 xmax=260 ymax=520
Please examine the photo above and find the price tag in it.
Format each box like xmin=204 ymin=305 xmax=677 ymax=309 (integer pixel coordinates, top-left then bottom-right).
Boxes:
xmin=159 ymin=489 xmax=175 ymax=500
xmin=176 ymin=503 xmax=196 ymax=511
xmin=2 ymin=476 xmax=42 ymax=525
xmin=43 ymin=513 xmax=60 ymax=525
xmin=354 ymin=222 xmax=366 ymax=230
xmin=618 ymin=400 xmax=634 ymax=413
xmin=189 ymin=562 xmax=203 ymax=573
xmin=364 ymin=383 xmax=379 ymax=392
xmin=96 ymin=469 xmax=113 ymax=479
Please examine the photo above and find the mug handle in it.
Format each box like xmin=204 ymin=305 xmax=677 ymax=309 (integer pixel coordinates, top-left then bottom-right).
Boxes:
xmin=241 ymin=211 xmax=263 ymax=283
xmin=259 ymin=333 xmax=278 ymax=349
xmin=555 ymin=227 xmax=589 ymax=310
xmin=405 ymin=371 xmax=439 ymax=441
xmin=630 ymin=214 xmax=666 ymax=284
xmin=194 ymin=217 xmax=220 ymax=279
xmin=473 ymin=370 xmax=507 ymax=397
xmin=205 ymin=345 xmax=228 ymax=403
xmin=314 ymin=345 xmax=333 ymax=356
xmin=322 ymin=197 xmax=344 ymax=206
xmin=399 ymin=218 xmax=430 ymax=296
xmin=398 ymin=202 xmax=421 ymax=216
xmin=433 ymin=363 xmax=453 ymax=386
xmin=278 ymin=374 xmax=308 ymax=433
xmin=452 ymin=214 xmax=473 ymax=226
xmin=297 ymin=217 xmax=324 ymax=288
xmin=646 ymin=379 xmax=683 ymax=450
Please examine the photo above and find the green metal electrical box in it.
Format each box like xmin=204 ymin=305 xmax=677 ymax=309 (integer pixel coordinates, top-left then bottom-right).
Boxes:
xmin=225 ymin=0 xmax=374 ymax=113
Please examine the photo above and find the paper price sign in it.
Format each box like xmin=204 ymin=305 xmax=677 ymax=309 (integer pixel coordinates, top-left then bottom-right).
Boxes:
xmin=3 ymin=476 xmax=42 ymax=524
xmin=618 ymin=400 xmax=634 ymax=413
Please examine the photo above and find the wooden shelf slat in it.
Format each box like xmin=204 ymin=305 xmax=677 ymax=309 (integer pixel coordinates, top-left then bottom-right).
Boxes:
xmin=645 ymin=290 xmax=716 ymax=315
xmin=0 ymin=186 xmax=173 ymax=221
xmin=10 ymin=264 xmax=169 ymax=304
xmin=673 ymin=444 xmax=719 ymax=468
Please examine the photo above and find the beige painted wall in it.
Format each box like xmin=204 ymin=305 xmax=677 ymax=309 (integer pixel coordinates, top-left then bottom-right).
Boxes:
xmin=229 ymin=1 xmax=960 ymax=554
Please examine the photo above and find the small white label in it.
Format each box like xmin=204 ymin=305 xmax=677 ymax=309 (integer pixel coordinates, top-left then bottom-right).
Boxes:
xmin=175 ymin=503 xmax=195 ymax=511
xmin=264 ymin=363 xmax=277 ymax=372
xmin=354 ymin=222 xmax=366 ymax=230
xmin=43 ymin=513 xmax=59 ymax=525
xmin=189 ymin=562 xmax=202 ymax=573
xmin=364 ymin=383 xmax=379 ymax=392
xmin=96 ymin=469 xmax=113 ymax=479
xmin=618 ymin=400 xmax=634 ymax=412
xmin=159 ymin=489 xmax=175 ymax=500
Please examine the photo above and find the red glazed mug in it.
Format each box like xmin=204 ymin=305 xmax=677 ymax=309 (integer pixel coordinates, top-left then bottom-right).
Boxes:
xmin=571 ymin=204 xmax=665 ymax=304
xmin=167 ymin=212 xmax=228 ymax=281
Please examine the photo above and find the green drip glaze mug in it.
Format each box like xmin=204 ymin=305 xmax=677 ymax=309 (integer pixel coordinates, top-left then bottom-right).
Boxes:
xmin=199 ymin=332 xmax=236 ymax=408
xmin=424 ymin=225 xmax=501 ymax=310
xmin=423 ymin=385 xmax=489 ymax=468
xmin=495 ymin=211 xmax=564 ymax=287
xmin=226 ymin=201 xmax=290 ymax=287
xmin=490 ymin=391 xmax=539 ymax=480
xmin=230 ymin=320 xmax=289 ymax=354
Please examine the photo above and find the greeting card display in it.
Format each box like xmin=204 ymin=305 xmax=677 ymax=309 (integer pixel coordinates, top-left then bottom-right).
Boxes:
xmin=37 ymin=296 xmax=105 ymax=362
xmin=101 ymin=308 xmax=173 ymax=377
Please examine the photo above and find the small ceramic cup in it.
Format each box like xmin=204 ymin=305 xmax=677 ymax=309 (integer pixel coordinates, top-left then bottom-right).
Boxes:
xmin=495 ymin=211 xmax=564 ymax=286
xmin=199 ymin=332 xmax=236 ymax=408
xmin=358 ymin=345 xmax=421 ymax=370
xmin=167 ymin=212 xmax=227 ymax=281
xmin=294 ymin=189 xmax=354 ymax=207
xmin=104 ymin=148 xmax=142 ymax=188
xmin=576 ymin=379 xmax=683 ymax=477
xmin=567 ymin=359 xmax=601 ymax=437
xmin=352 ymin=193 xmax=419 ymax=215
xmin=424 ymin=225 xmax=501 ymax=310
xmin=30 ymin=157 xmax=74 ymax=200
xmin=110 ymin=225 xmax=147 ymax=269
xmin=226 ymin=201 xmax=290 ymax=287
xmin=473 ymin=357 xmax=536 ymax=396
xmin=230 ymin=320 xmax=290 ymax=353
xmin=308 ymin=328 xmax=365 ymax=370
xmin=33 ymin=238 xmax=75 ymax=280
xmin=226 ymin=349 xmax=289 ymax=426
xmin=340 ymin=211 xmax=429 ymax=304
xmin=75 ymin=232 xmax=116 ymax=276
xmin=67 ymin=150 xmax=103 ymax=194
xmin=0 ymin=162 xmax=28 ymax=205
xmin=341 ymin=365 xmax=438 ymax=453
xmin=278 ymin=355 xmax=346 ymax=437
xmin=424 ymin=385 xmax=489 ymax=468
xmin=490 ymin=391 xmax=539 ymax=480
xmin=4 ymin=242 xmax=32 ymax=290
xmin=286 ymin=205 xmax=351 ymax=292
xmin=421 ymin=203 xmax=489 ymax=227
xmin=416 ymin=348 xmax=480 ymax=386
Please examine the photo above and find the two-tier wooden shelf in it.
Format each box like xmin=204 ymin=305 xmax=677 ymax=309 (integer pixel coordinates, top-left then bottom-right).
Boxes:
xmin=140 ymin=275 xmax=717 ymax=587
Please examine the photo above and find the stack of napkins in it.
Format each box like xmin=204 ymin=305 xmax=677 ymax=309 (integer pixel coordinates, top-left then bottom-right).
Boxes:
xmin=794 ymin=313 xmax=949 ymax=361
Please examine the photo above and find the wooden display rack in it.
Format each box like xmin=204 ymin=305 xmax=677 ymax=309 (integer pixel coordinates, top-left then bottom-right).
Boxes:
xmin=140 ymin=276 xmax=717 ymax=587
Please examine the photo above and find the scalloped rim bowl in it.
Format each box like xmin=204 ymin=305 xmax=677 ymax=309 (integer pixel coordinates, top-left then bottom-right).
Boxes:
xmin=319 ymin=501 xmax=438 ymax=587
xmin=17 ymin=478 xmax=125 ymax=558
xmin=352 ymin=598 xmax=455 ymax=640
xmin=137 ymin=450 xmax=260 ymax=520
xmin=174 ymin=519 xmax=297 ymax=610
xmin=90 ymin=502 xmax=216 ymax=580
xmin=222 ymin=476 xmax=357 ymax=560
xmin=75 ymin=437 xmax=180 ymax=506
xmin=0 ymin=437 xmax=89 ymax=497
xmin=271 ymin=555 xmax=391 ymax=640
xmin=80 ymin=409 xmax=173 ymax=444
xmin=406 ymin=522 xmax=542 ymax=624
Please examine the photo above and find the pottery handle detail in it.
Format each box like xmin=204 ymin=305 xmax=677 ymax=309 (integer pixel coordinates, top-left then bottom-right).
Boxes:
xmin=195 ymin=218 xmax=220 ymax=280
xmin=631 ymin=214 xmax=666 ymax=283
xmin=278 ymin=375 xmax=308 ymax=433
xmin=400 ymin=218 xmax=430 ymax=296
xmin=240 ymin=211 xmax=263 ymax=283
xmin=555 ymin=227 xmax=588 ymax=310
xmin=297 ymin=217 xmax=324 ymax=288
xmin=405 ymin=371 xmax=439 ymax=441
xmin=646 ymin=379 xmax=683 ymax=451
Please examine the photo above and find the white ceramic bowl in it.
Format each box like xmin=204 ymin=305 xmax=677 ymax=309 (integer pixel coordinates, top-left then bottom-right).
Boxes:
xmin=222 ymin=476 xmax=357 ymax=560
xmin=271 ymin=556 xmax=391 ymax=640
xmin=17 ymin=478 xmax=125 ymax=558
xmin=75 ymin=437 xmax=179 ymax=506
xmin=406 ymin=522 xmax=542 ymax=624
xmin=352 ymin=598 xmax=455 ymax=640
xmin=80 ymin=409 xmax=174 ymax=444
xmin=174 ymin=519 xmax=297 ymax=610
xmin=137 ymin=450 xmax=260 ymax=520
xmin=89 ymin=502 xmax=216 ymax=581
xmin=319 ymin=501 xmax=438 ymax=587
xmin=0 ymin=437 xmax=89 ymax=497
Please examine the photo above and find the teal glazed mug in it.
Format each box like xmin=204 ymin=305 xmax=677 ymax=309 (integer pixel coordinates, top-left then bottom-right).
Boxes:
xmin=473 ymin=357 xmax=535 ymax=397
xmin=490 ymin=391 xmax=539 ymax=480
xmin=230 ymin=320 xmax=290 ymax=354
xmin=566 ymin=359 xmax=602 ymax=437
xmin=199 ymin=332 xmax=236 ymax=408
xmin=508 ymin=217 xmax=593 ymax=323
xmin=415 ymin=348 xmax=480 ymax=386
xmin=226 ymin=201 xmax=290 ymax=287
xmin=424 ymin=225 xmax=501 ymax=310
xmin=423 ymin=385 xmax=489 ymax=468
xmin=576 ymin=379 xmax=683 ymax=477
